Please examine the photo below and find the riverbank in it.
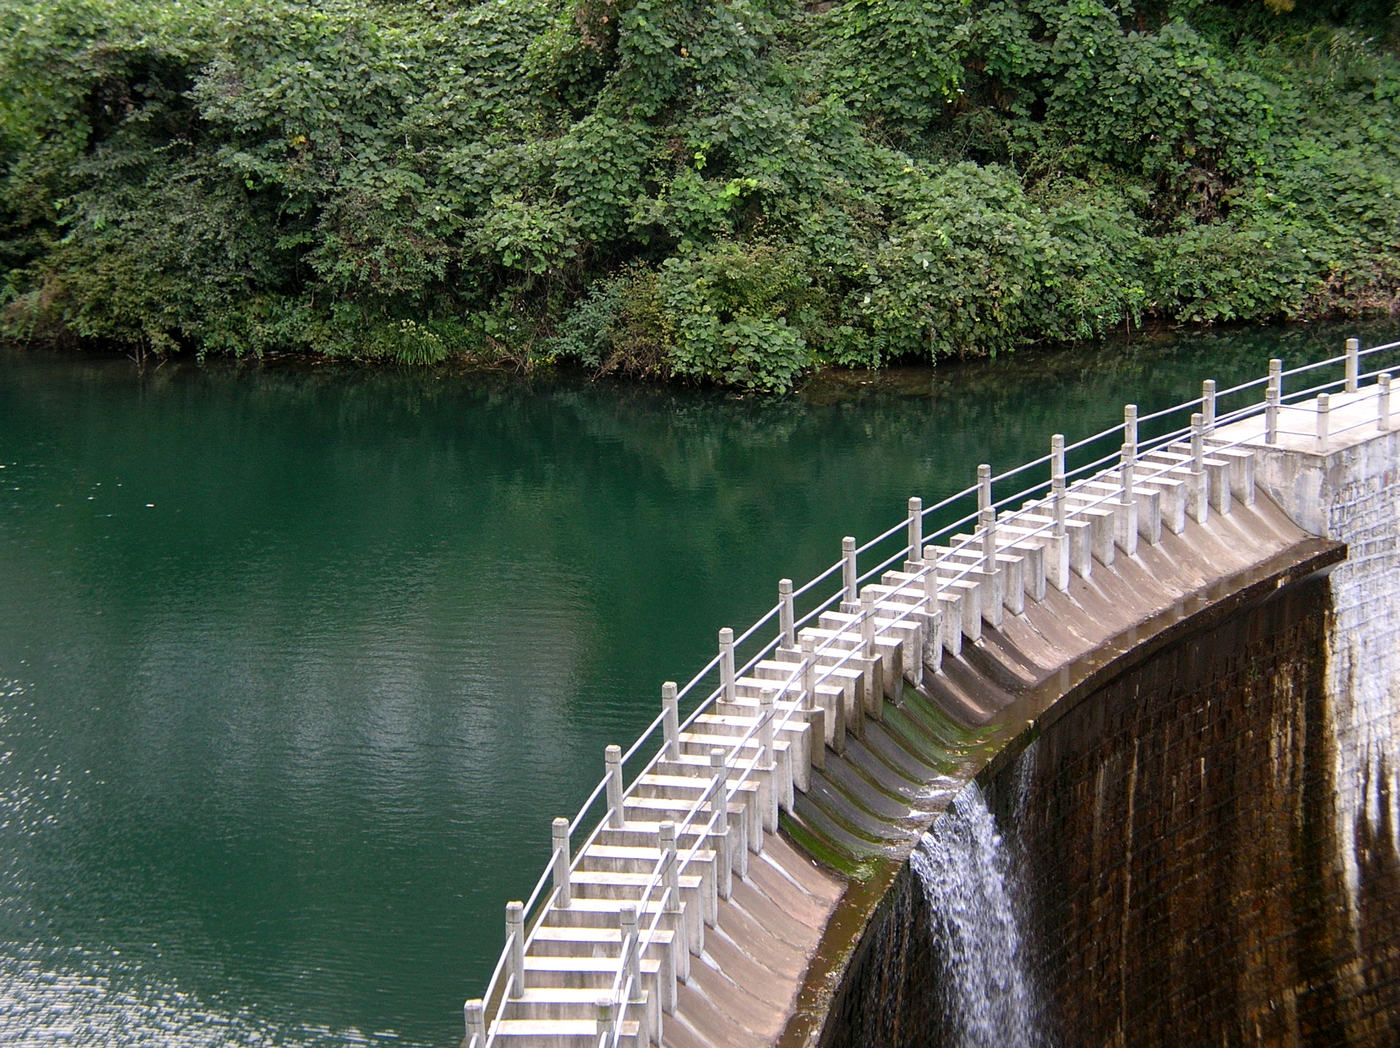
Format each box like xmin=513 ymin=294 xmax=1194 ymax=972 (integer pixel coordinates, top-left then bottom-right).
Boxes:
xmin=2 ymin=0 xmax=1398 ymax=391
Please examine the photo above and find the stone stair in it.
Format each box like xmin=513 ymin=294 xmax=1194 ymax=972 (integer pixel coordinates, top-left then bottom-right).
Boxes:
xmin=472 ymin=433 xmax=1267 ymax=1048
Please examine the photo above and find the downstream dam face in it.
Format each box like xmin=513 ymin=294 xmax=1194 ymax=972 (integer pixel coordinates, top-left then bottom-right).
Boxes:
xmin=818 ymin=405 xmax=1400 ymax=1048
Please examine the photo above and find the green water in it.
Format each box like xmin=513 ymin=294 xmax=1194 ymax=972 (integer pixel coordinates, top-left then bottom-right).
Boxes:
xmin=2 ymin=321 xmax=1397 ymax=1047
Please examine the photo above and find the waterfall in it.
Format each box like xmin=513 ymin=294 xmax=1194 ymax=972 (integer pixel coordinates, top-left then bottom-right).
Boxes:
xmin=909 ymin=779 xmax=1049 ymax=1048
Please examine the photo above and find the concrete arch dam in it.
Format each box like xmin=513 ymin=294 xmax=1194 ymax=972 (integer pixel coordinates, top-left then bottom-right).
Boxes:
xmin=467 ymin=346 xmax=1400 ymax=1048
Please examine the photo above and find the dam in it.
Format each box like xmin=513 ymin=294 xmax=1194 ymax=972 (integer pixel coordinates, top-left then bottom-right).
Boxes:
xmin=465 ymin=339 xmax=1400 ymax=1047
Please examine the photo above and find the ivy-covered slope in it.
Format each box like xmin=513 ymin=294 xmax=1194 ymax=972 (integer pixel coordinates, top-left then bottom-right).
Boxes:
xmin=2 ymin=0 xmax=1397 ymax=389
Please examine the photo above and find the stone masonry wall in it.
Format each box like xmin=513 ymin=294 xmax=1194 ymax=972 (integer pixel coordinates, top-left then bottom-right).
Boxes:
xmin=824 ymin=569 xmax=1400 ymax=1047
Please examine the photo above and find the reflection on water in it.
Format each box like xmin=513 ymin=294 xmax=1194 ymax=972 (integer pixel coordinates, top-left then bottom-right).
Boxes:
xmin=1 ymin=320 xmax=1397 ymax=1046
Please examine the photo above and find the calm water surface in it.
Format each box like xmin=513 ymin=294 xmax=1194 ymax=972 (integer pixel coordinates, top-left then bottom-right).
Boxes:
xmin=2 ymin=321 xmax=1397 ymax=1047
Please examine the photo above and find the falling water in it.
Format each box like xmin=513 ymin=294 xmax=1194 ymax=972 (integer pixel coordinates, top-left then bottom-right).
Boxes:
xmin=909 ymin=781 xmax=1049 ymax=1048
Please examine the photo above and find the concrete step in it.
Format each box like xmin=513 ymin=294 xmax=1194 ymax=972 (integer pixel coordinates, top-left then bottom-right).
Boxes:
xmin=1073 ymin=478 xmax=1163 ymax=547
xmin=484 ymin=1016 xmax=644 ymax=1047
xmin=1011 ymin=504 xmax=1095 ymax=579
xmin=1203 ymin=441 xmax=1257 ymax=505
xmin=1140 ymin=447 xmax=1232 ymax=520
xmin=518 ymin=953 xmax=662 ymax=995
xmin=819 ymin=606 xmax=924 ymax=680
xmin=796 ymin=624 xmax=901 ymax=713
xmin=1059 ymin=490 xmax=1123 ymax=565
xmin=576 ymin=843 xmax=718 ymax=919
xmin=874 ymin=570 xmax=970 ymax=656
xmin=620 ymin=794 xmax=752 ymax=876
xmin=938 ymin=543 xmax=1035 ymax=615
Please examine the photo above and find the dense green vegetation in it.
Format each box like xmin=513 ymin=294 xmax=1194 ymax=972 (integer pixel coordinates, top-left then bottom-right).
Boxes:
xmin=1 ymin=0 xmax=1397 ymax=389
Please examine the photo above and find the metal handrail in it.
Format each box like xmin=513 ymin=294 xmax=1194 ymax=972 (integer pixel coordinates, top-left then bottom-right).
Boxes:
xmin=468 ymin=335 xmax=1400 ymax=1048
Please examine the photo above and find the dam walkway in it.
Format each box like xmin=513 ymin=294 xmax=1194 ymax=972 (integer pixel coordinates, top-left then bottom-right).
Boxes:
xmin=464 ymin=339 xmax=1400 ymax=1048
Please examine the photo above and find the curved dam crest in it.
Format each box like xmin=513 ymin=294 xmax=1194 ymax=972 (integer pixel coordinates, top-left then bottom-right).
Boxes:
xmin=470 ymin=351 xmax=1400 ymax=1048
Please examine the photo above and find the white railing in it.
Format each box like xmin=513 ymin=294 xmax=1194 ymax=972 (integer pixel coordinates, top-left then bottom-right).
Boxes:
xmin=464 ymin=335 xmax=1400 ymax=1048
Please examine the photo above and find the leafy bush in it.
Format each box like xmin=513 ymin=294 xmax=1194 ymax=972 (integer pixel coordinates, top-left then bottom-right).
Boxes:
xmin=1 ymin=0 xmax=1398 ymax=388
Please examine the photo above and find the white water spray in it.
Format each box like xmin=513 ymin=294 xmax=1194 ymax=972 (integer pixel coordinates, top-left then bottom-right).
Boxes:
xmin=909 ymin=780 xmax=1049 ymax=1048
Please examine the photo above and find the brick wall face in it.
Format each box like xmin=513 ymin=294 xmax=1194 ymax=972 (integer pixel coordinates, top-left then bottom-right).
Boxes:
xmin=825 ymin=571 xmax=1400 ymax=1048
xmin=1001 ymin=574 xmax=1377 ymax=1048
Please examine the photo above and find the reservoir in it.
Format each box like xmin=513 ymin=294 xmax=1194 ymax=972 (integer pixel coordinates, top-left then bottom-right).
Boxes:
xmin=2 ymin=321 xmax=1397 ymax=1047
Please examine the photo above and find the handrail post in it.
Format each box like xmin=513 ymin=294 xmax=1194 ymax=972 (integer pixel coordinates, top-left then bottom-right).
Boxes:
xmin=860 ymin=592 xmax=876 ymax=658
xmin=659 ymin=821 xmax=681 ymax=914
xmin=800 ymin=634 xmax=817 ymax=710
xmin=1191 ymin=413 xmax=1204 ymax=472
xmin=1202 ymin=381 xmax=1216 ymax=434
xmin=662 ymin=682 xmax=679 ymax=761
xmin=1380 ymin=373 xmax=1392 ymax=432
xmin=606 ymin=744 xmax=624 ymax=829
xmin=596 ymin=997 xmax=615 ymax=1038
xmin=759 ymin=688 xmax=776 ymax=829
xmin=552 ymin=817 xmax=572 ymax=908
xmin=841 ymin=537 xmax=857 ymax=605
xmin=620 ymin=904 xmax=644 ymax=1004
xmin=977 ymin=464 xmax=992 ymax=513
xmin=658 ymin=820 xmax=686 ymax=977
xmin=1051 ymin=434 xmax=1066 ymax=537
xmin=907 ymin=497 xmax=923 ymax=563
xmin=1317 ymin=393 xmax=1330 ymax=453
xmin=1266 ymin=359 xmax=1282 ymax=444
xmin=506 ymin=901 xmax=525 ymax=998
xmin=1124 ymin=404 xmax=1138 ymax=456
xmin=708 ymin=748 xmax=732 ymax=899
xmin=978 ymin=507 xmax=996 ymax=573
xmin=1120 ymin=443 xmax=1134 ymax=506
xmin=719 ymin=627 xmax=735 ymax=704
xmin=464 ymin=999 xmax=486 ymax=1046
xmin=709 ymin=749 xmax=729 ymax=837
xmin=1346 ymin=337 xmax=1359 ymax=393
xmin=778 ymin=579 xmax=795 ymax=649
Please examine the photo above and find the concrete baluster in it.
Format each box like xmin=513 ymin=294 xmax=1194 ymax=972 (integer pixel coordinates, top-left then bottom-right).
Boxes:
xmin=1317 ymin=393 xmax=1330 ymax=453
xmin=1048 ymin=433 xmax=1069 ymax=591
xmin=920 ymin=562 xmax=945 ymax=671
xmin=620 ymin=905 xmax=644 ymax=1005
xmin=1117 ymin=441 xmax=1139 ymax=557
xmin=1380 ymin=373 xmax=1392 ymax=433
xmin=659 ymin=822 xmax=681 ymax=915
xmin=800 ymin=634 xmax=816 ymax=711
xmin=662 ymin=682 xmax=679 ymax=761
xmin=907 ymin=497 xmax=923 ymax=565
xmin=1191 ymin=413 xmax=1205 ymax=473
xmin=841 ymin=537 xmax=857 ymax=606
xmin=800 ymin=633 xmax=829 ymax=765
xmin=1124 ymin=404 xmax=1138 ymax=456
xmin=506 ymin=901 xmax=525 ymax=997
xmin=596 ymin=997 xmax=615 ymax=1039
xmin=552 ymin=817 xmax=572 ymax=908
xmin=759 ymin=689 xmax=777 ymax=831
xmin=658 ymin=821 xmax=689 ymax=973
xmin=1202 ymin=381 xmax=1216 ymax=434
xmin=718 ymin=628 xmax=735 ymax=704
xmin=1266 ymin=359 xmax=1282 ymax=444
xmin=860 ymin=592 xmax=876 ymax=658
xmin=1346 ymin=337 xmax=1360 ymax=393
xmin=464 ymin=999 xmax=486 ymax=1047
xmin=977 ymin=464 xmax=992 ymax=513
xmin=778 ymin=579 xmax=795 ymax=650
xmin=606 ymin=744 xmax=624 ymax=829
xmin=1051 ymin=434 xmax=1066 ymax=536
xmin=979 ymin=507 xmax=996 ymax=572
xmin=708 ymin=749 xmax=732 ymax=899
